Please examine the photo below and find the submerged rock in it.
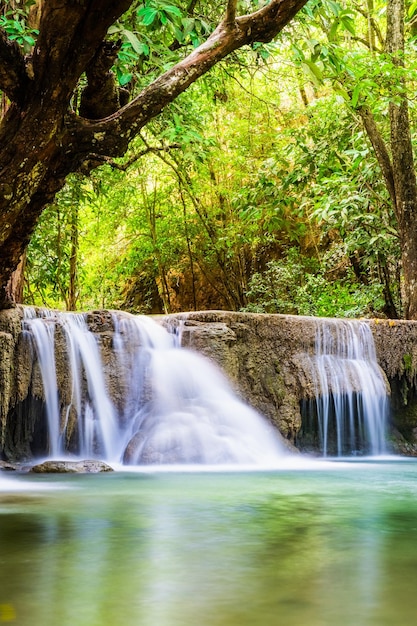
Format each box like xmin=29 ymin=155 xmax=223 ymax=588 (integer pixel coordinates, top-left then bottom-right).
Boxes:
xmin=29 ymin=460 xmax=114 ymax=474
xmin=0 ymin=460 xmax=18 ymax=471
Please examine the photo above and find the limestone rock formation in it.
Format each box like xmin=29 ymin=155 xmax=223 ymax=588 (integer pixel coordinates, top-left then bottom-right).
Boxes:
xmin=0 ymin=306 xmax=417 ymax=460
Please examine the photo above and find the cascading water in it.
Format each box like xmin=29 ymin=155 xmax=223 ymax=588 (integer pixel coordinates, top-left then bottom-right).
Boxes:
xmin=22 ymin=309 xmax=284 ymax=465
xmin=23 ymin=308 xmax=119 ymax=460
xmin=22 ymin=309 xmax=61 ymax=457
xmin=300 ymin=319 xmax=389 ymax=456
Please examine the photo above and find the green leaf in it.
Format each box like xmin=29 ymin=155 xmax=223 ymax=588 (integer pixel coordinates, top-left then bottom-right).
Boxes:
xmin=302 ymin=60 xmax=324 ymax=84
xmin=340 ymin=16 xmax=355 ymax=36
xmin=23 ymin=34 xmax=35 ymax=45
xmin=123 ymin=29 xmax=147 ymax=55
xmin=182 ymin=17 xmax=195 ymax=35
xmin=138 ymin=7 xmax=158 ymax=26
xmin=327 ymin=1 xmax=342 ymax=16
xmin=118 ymin=71 xmax=133 ymax=86
xmin=162 ymin=5 xmax=182 ymax=18
xmin=108 ymin=24 xmax=122 ymax=34
xmin=351 ymin=83 xmax=361 ymax=108
xmin=172 ymin=25 xmax=184 ymax=42
xmin=329 ymin=19 xmax=340 ymax=41
xmin=408 ymin=1 xmax=417 ymax=18
xmin=333 ymin=86 xmax=350 ymax=101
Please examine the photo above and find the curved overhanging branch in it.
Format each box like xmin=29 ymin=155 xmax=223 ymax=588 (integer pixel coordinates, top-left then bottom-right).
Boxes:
xmin=236 ymin=0 xmax=306 ymax=43
xmin=0 ymin=27 xmax=30 ymax=103
xmin=0 ymin=0 xmax=309 ymax=309
xmin=74 ymin=0 xmax=308 ymax=156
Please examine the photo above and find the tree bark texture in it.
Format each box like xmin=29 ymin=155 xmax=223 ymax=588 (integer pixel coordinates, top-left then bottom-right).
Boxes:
xmin=386 ymin=0 xmax=417 ymax=319
xmin=359 ymin=0 xmax=417 ymax=318
xmin=0 ymin=0 xmax=307 ymax=309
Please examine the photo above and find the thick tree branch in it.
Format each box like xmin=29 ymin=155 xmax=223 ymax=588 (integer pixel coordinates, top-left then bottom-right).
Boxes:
xmin=73 ymin=0 xmax=308 ymax=155
xmin=79 ymin=40 xmax=125 ymax=120
xmin=0 ymin=27 xmax=30 ymax=103
xmin=32 ymin=0 xmax=133 ymax=101
xmin=0 ymin=0 xmax=309 ymax=309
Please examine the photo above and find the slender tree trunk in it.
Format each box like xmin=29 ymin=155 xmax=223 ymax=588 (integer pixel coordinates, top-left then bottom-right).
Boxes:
xmin=143 ymin=182 xmax=171 ymax=314
xmin=359 ymin=0 xmax=417 ymax=318
xmin=6 ymin=251 xmax=26 ymax=304
xmin=68 ymin=203 xmax=78 ymax=311
xmin=179 ymin=187 xmax=197 ymax=311
xmin=366 ymin=0 xmax=376 ymax=52
xmin=386 ymin=0 xmax=417 ymax=318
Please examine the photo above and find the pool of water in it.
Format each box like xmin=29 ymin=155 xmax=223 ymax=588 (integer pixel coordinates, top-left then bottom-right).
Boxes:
xmin=1 ymin=458 xmax=417 ymax=625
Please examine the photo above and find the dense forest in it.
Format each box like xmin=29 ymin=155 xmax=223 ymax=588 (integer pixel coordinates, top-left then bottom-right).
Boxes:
xmin=1 ymin=0 xmax=417 ymax=318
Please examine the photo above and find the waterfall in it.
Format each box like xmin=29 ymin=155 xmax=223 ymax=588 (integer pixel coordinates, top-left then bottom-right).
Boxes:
xmin=22 ymin=309 xmax=61 ymax=457
xmin=23 ymin=309 xmax=119 ymax=460
xmin=21 ymin=309 xmax=284 ymax=465
xmin=301 ymin=319 xmax=389 ymax=456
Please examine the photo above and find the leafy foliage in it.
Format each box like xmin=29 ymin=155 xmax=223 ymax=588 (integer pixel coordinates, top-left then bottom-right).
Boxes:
xmin=244 ymin=249 xmax=386 ymax=318
xmin=0 ymin=1 xmax=38 ymax=53
xmin=22 ymin=0 xmax=414 ymax=318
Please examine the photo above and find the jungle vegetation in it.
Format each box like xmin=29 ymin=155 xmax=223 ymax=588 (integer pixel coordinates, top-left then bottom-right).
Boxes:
xmin=1 ymin=0 xmax=417 ymax=318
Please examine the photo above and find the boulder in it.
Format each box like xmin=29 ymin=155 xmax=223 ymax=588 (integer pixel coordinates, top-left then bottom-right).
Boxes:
xmin=29 ymin=459 xmax=114 ymax=473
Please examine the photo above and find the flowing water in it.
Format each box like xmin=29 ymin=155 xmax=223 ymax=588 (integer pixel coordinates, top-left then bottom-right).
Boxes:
xmin=21 ymin=309 xmax=284 ymax=465
xmin=1 ymin=459 xmax=417 ymax=626
xmin=21 ymin=311 xmax=390 ymax=462
xmin=1 ymin=314 xmax=409 ymax=622
xmin=302 ymin=319 xmax=388 ymax=456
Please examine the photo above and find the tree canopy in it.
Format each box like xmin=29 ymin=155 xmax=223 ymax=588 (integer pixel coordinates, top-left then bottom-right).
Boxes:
xmin=2 ymin=0 xmax=417 ymax=319
xmin=0 ymin=0 xmax=308 ymax=308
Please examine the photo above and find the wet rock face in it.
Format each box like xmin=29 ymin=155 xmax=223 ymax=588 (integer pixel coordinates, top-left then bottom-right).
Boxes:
xmin=1 ymin=307 xmax=417 ymax=460
xmin=0 ymin=460 xmax=17 ymax=471
xmin=370 ymin=319 xmax=417 ymax=454
xmin=163 ymin=313 xmax=417 ymax=452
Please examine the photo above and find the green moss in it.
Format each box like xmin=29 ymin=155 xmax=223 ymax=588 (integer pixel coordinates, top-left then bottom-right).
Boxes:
xmin=403 ymin=353 xmax=413 ymax=373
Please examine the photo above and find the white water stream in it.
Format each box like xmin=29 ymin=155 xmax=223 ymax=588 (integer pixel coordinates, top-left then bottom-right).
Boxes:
xmin=304 ymin=319 xmax=389 ymax=456
xmin=22 ymin=310 xmax=284 ymax=465
xmin=21 ymin=311 xmax=389 ymax=463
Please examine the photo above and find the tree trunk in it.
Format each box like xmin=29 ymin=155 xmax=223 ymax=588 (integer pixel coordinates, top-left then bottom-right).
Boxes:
xmin=359 ymin=0 xmax=417 ymax=318
xmin=68 ymin=204 xmax=79 ymax=311
xmin=0 ymin=0 xmax=307 ymax=310
xmin=386 ymin=0 xmax=417 ymax=318
xmin=6 ymin=251 xmax=26 ymax=304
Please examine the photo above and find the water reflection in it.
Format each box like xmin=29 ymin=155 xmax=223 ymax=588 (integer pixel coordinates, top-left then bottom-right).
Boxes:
xmin=1 ymin=464 xmax=417 ymax=625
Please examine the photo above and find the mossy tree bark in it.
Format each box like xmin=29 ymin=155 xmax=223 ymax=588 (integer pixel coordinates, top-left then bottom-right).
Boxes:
xmin=0 ymin=0 xmax=307 ymax=309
